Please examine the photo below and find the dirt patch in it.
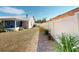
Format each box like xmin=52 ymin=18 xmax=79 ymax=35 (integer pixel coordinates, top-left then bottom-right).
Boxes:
xmin=0 ymin=27 xmax=39 ymax=52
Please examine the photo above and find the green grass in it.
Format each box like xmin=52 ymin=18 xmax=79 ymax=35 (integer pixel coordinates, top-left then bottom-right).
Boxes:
xmin=0 ymin=27 xmax=39 ymax=52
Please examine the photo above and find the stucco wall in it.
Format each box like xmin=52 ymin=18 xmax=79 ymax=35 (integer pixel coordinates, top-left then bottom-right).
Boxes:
xmin=28 ymin=19 xmax=35 ymax=29
xmin=22 ymin=21 xmax=28 ymax=29
xmin=22 ymin=19 xmax=34 ymax=29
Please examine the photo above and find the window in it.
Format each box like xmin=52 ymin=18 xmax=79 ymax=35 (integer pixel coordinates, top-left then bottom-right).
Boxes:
xmin=5 ymin=21 xmax=15 ymax=28
xmin=16 ymin=21 xmax=22 ymax=27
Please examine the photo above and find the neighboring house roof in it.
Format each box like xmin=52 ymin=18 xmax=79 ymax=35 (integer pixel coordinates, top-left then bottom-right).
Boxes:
xmin=0 ymin=16 xmax=34 ymax=21
xmin=49 ymin=7 xmax=79 ymax=21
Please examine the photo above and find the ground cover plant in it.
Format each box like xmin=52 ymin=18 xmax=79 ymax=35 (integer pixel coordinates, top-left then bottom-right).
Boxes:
xmin=57 ymin=33 xmax=79 ymax=52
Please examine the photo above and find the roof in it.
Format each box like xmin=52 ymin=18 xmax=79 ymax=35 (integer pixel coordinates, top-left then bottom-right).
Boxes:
xmin=0 ymin=16 xmax=34 ymax=21
xmin=49 ymin=7 xmax=79 ymax=21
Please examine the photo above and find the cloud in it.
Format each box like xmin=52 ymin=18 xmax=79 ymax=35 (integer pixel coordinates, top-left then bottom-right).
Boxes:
xmin=0 ymin=7 xmax=25 ymax=15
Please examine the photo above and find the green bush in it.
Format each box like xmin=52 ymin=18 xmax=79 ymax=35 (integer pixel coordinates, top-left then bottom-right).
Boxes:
xmin=44 ymin=29 xmax=49 ymax=35
xmin=0 ymin=21 xmax=8 ymax=32
xmin=33 ymin=25 xmax=36 ymax=27
xmin=0 ymin=28 xmax=8 ymax=33
xmin=57 ymin=33 xmax=79 ymax=52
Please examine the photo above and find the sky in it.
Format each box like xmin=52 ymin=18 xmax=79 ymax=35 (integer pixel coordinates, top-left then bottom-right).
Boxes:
xmin=0 ymin=6 xmax=78 ymax=20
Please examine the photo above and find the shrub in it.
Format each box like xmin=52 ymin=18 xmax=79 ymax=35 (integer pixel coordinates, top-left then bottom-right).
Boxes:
xmin=0 ymin=21 xmax=8 ymax=32
xmin=0 ymin=28 xmax=8 ymax=33
xmin=44 ymin=29 xmax=49 ymax=35
xmin=57 ymin=33 xmax=79 ymax=52
xmin=33 ymin=25 xmax=36 ymax=27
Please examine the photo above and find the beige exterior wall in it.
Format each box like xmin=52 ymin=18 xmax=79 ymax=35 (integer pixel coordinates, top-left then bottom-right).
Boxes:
xmin=22 ymin=21 xmax=28 ymax=29
xmin=22 ymin=18 xmax=35 ymax=29
xmin=28 ymin=19 xmax=35 ymax=28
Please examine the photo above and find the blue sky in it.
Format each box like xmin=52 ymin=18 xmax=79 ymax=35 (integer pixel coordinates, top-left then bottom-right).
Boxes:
xmin=0 ymin=6 xmax=78 ymax=20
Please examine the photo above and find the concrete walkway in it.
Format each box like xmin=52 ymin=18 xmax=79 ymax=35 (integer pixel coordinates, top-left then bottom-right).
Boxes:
xmin=37 ymin=32 xmax=56 ymax=52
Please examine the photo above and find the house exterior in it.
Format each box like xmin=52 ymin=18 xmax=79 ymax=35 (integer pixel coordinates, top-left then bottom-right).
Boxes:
xmin=0 ymin=16 xmax=35 ymax=31
xmin=40 ymin=7 xmax=79 ymax=42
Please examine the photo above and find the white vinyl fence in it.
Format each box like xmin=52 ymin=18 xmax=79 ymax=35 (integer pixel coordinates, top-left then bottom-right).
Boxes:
xmin=40 ymin=13 xmax=79 ymax=42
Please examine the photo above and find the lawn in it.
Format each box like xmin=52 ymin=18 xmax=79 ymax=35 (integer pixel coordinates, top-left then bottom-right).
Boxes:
xmin=0 ymin=27 xmax=39 ymax=52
